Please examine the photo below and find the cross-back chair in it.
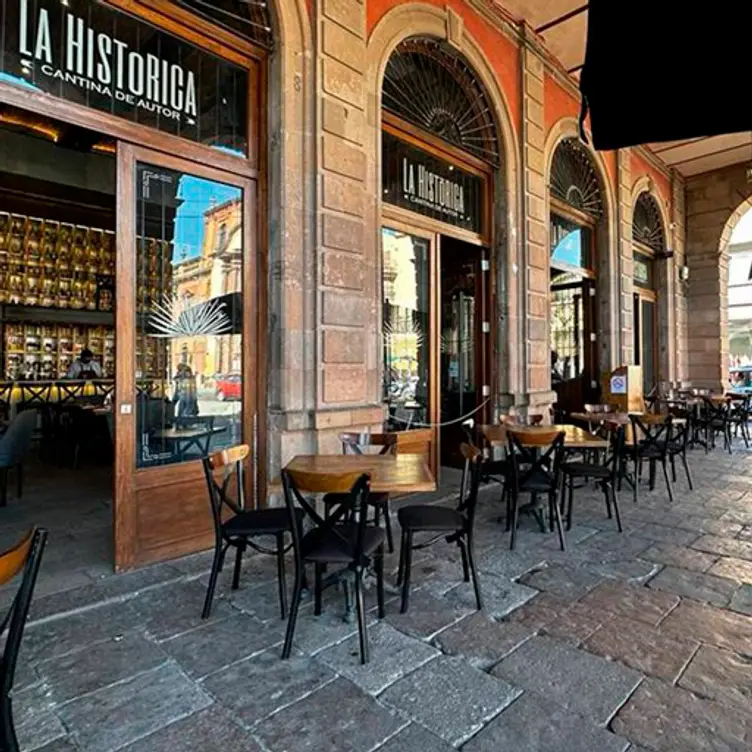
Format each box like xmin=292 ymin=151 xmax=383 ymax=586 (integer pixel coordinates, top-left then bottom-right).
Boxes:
xmin=627 ymin=413 xmax=674 ymax=503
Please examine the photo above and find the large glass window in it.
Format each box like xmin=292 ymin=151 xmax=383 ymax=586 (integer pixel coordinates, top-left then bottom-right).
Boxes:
xmin=382 ymin=228 xmax=430 ymax=430
xmin=550 ymin=214 xmax=592 ymax=273
xmin=135 ymin=163 xmax=243 ymax=468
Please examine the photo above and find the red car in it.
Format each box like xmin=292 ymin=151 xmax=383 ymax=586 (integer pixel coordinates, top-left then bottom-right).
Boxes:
xmin=215 ymin=374 xmax=241 ymax=401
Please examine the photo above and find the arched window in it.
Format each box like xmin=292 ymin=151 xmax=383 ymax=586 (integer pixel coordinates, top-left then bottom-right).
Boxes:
xmin=382 ymin=37 xmax=500 ymax=165
xmin=550 ymin=138 xmax=603 ymax=219
xmin=632 ymin=192 xmax=665 ymax=253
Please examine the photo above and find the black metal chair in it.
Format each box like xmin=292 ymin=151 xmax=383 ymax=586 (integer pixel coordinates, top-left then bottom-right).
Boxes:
xmin=727 ymin=394 xmax=751 ymax=448
xmin=174 ymin=415 xmax=216 ymax=460
xmin=201 ymin=445 xmax=300 ymax=620
xmin=0 ymin=527 xmax=47 ymax=752
xmin=282 ymin=468 xmax=385 ymax=665
xmin=626 ymin=414 xmax=674 ymax=503
xmin=561 ymin=422 xmax=625 ymax=532
xmin=323 ymin=432 xmax=397 ymax=552
xmin=698 ymin=396 xmax=732 ymax=454
xmin=665 ymin=408 xmax=694 ymax=491
xmin=396 ymin=443 xmax=483 ymax=614
xmin=506 ymin=428 xmax=567 ymax=551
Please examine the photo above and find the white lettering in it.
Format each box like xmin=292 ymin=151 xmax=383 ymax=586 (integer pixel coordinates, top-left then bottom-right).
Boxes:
xmin=96 ymin=34 xmax=112 ymax=85
xmin=146 ymin=54 xmax=160 ymax=102
xmin=86 ymin=27 xmax=95 ymax=79
xmin=169 ymin=65 xmax=183 ymax=112
xmin=65 ymin=15 xmax=85 ymax=74
xmin=112 ymin=39 xmax=128 ymax=89
xmin=34 ymin=8 xmax=53 ymax=64
xmin=19 ymin=0 xmax=31 ymax=56
xmin=161 ymin=59 xmax=170 ymax=106
xmin=127 ymin=51 xmax=144 ymax=96
xmin=184 ymin=72 xmax=197 ymax=117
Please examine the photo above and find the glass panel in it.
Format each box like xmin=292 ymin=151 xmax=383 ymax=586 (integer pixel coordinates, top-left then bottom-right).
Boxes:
xmin=382 ymin=227 xmax=430 ymax=430
xmin=135 ymin=162 xmax=243 ymax=468
xmin=550 ymin=214 xmax=592 ymax=272
xmin=641 ymin=299 xmax=656 ymax=394
xmin=550 ymin=285 xmax=584 ymax=383
xmin=633 ymin=251 xmax=654 ymax=289
xmin=728 ymin=252 xmax=752 ymax=286
xmin=633 ymin=293 xmax=641 ymax=366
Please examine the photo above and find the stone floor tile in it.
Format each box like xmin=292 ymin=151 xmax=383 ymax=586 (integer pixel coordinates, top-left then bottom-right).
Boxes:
xmin=574 ymin=532 xmax=655 ymax=564
xmin=381 ymin=656 xmax=521 ymax=747
xmin=443 ymin=574 xmax=536 ymax=619
xmin=201 ymin=648 xmax=335 ymax=725
xmin=578 ymin=581 xmax=679 ymax=626
xmin=385 ymin=590 xmax=472 ymax=640
xmin=119 ymin=706 xmax=262 ymax=752
xmin=583 ymin=616 xmax=698 ymax=682
xmin=408 ymin=555 xmax=466 ymax=597
xmin=291 ymin=605 xmax=365 ymax=656
xmin=317 ymin=622 xmax=439 ymax=695
xmin=372 ymin=723 xmax=454 ymax=752
xmin=160 ymin=612 xmax=284 ymax=679
xmin=22 ymin=602 xmax=144 ymax=663
xmin=648 ymin=566 xmax=740 ymax=607
xmin=58 ymin=663 xmax=212 ymax=752
xmin=14 ymin=682 xmax=68 ymax=751
xmin=708 ymin=556 xmax=752 ymax=584
xmin=636 ymin=523 xmax=700 ymax=547
xmin=519 ymin=564 xmax=602 ymax=600
xmin=475 ymin=545 xmax=545 ymax=580
xmin=35 ymin=633 xmax=168 ymax=705
xmin=679 ymin=645 xmax=752 ymax=711
xmin=612 ymin=677 xmax=752 ymax=752
xmin=681 ymin=516 xmax=744 ymax=538
xmin=492 ymin=635 xmax=643 ymax=725
xmin=433 ymin=611 xmax=533 ymax=669
xmin=659 ymin=600 xmax=752 ymax=654
xmin=728 ymin=584 xmax=752 ymax=615
xmin=738 ymin=525 xmax=752 ymax=541
xmin=129 ymin=580 xmax=234 ymax=642
xmin=541 ymin=602 xmax=610 ymax=645
xmin=254 ymin=677 xmax=406 ymax=752
xmin=586 ymin=558 xmax=663 ymax=584
xmin=230 ymin=580 xmax=309 ymax=625
xmin=691 ymin=535 xmax=752 ymax=562
xmin=504 ymin=592 xmax=571 ymax=631
xmin=463 ymin=693 xmax=631 ymax=752
xmin=32 ymin=739 xmax=80 ymax=752
xmin=640 ymin=543 xmax=719 ymax=573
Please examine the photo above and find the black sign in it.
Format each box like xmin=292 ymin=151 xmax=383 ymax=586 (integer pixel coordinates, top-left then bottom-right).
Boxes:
xmin=382 ymin=132 xmax=483 ymax=232
xmin=0 ymin=0 xmax=248 ymax=155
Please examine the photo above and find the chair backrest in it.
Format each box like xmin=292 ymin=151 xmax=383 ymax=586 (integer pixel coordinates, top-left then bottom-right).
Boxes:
xmin=629 ymin=413 xmax=673 ymax=457
xmin=506 ymin=428 xmax=566 ymax=493
xmin=282 ymin=468 xmax=371 ymax=567
xmin=0 ymin=410 xmax=38 ymax=467
xmin=17 ymin=382 xmax=52 ymax=407
xmin=701 ymin=395 xmax=730 ymax=421
xmin=458 ymin=443 xmax=482 ymax=529
xmin=202 ymin=444 xmax=249 ymax=538
xmin=0 ymin=528 xmax=47 ymax=706
xmin=57 ymin=381 xmax=87 ymax=403
xmin=603 ymin=421 xmax=627 ymax=481
xmin=339 ymin=432 xmax=396 ymax=456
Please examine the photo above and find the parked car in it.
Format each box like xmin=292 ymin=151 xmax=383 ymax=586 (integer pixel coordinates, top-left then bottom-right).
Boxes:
xmin=214 ymin=374 xmax=241 ymax=401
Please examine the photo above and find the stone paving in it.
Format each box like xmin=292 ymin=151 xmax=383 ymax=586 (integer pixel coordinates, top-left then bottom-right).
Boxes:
xmin=6 ymin=444 xmax=752 ymax=751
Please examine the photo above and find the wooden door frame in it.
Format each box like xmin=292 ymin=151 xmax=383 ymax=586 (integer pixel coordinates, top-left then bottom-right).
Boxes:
xmin=115 ymin=145 xmax=258 ymax=569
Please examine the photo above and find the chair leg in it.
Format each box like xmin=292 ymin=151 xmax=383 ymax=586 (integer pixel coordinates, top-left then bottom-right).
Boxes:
xmin=376 ymin=545 xmax=385 ymax=619
xmin=567 ymin=475 xmax=575 ymax=531
xmin=648 ymin=460 xmax=656 ymax=491
xmin=467 ymin=535 xmax=483 ymax=611
xmin=282 ymin=564 xmax=305 ymax=660
xmin=314 ymin=563 xmax=324 ymax=616
xmin=661 ymin=460 xmax=674 ymax=503
xmin=382 ymin=502 xmax=395 ymax=554
xmin=0 ymin=468 xmax=7 ymax=507
xmin=610 ymin=485 xmax=623 ymax=533
xmin=681 ymin=453 xmax=694 ymax=491
xmin=670 ymin=455 xmax=677 ymax=483
xmin=232 ymin=542 xmax=245 ymax=590
xmin=202 ymin=544 xmax=223 ymax=619
xmin=510 ymin=491 xmax=520 ymax=550
xmin=354 ymin=569 xmax=369 ymax=665
xmin=0 ymin=692 xmax=19 ymax=752
xmin=458 ymin=540 xmax=470 ymax=582
xmin=551 ymin=491 xmax=566 ymax=551
xmin=15 ymin=464 xmax=22 ymax=499
xmin=396 ymin=528 xmax=407 ymax=586
xmin=276 ymin=533 xmax=288 ymax=620
xmin=603 ymin=482 xmax=612 ymax=519
xmin=400 ymin=531 xmax=413 ymax=614
xmin=504 ymin=485 xmax=511 ymax=531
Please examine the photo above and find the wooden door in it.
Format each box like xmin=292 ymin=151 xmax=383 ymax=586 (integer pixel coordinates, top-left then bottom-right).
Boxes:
xmin=114 ymin=145 xmax=257 ymax=569
xmin=634 ymin=291 xmax=658 ymax=395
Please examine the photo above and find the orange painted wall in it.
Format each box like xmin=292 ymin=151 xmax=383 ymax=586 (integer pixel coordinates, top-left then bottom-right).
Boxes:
xmin=631 ymin=152 xmax=671 ymax=205
xmin=367 ymin=0 xmax=521 ymax=134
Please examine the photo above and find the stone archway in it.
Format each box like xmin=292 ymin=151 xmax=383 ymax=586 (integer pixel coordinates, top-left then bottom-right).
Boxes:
xmin=685 ymin=163 xmax=752 ymax=389
xmin=365 ymin=4 xmax=522 ymax=402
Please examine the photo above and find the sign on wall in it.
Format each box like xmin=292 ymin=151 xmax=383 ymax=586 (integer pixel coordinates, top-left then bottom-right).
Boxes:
xmin=0 ymin=0 xmax=248 ymax=155
xmin=382 ymin=131 xmax=484 ymax=233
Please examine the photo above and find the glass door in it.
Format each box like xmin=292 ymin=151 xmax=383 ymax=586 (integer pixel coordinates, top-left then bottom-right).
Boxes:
xmin=115 ymin=144 xmax=256 ymax=569
xmin=634 ymin=292 xmax=657 ymax=395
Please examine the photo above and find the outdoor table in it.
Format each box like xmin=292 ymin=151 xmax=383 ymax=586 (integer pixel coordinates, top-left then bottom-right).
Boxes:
xmin=480 ymin=424 xmax=609 ymax=450
xmin=153 ymin=425 xmax=227 ymax=460
xmin=283 ymin=453 xmax=437 ymax=495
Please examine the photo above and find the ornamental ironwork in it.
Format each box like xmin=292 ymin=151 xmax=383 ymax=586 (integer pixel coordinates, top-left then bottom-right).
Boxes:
xmin=175 ymin=0 xmax=274 ymax=50
xmin=550 ymin=138 xmax=603 ymax=219
xmin=382 ymin=38 xmax=500 ymax=166
xmin=633 ymin=192 xmax=666 ymax=252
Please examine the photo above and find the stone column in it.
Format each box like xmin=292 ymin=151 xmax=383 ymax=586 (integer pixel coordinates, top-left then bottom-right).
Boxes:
xmin=520 ymin=31 xmax=554 ymax=414
xmin=315 ymin=0 xmax=383 ymax=450
xmin=617 ymin=149 xmax=633 ymax=366
xmin=672 ymin=171 xmax=688 ymax=385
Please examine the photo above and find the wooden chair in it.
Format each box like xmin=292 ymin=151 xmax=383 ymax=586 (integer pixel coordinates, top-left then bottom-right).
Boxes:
xmin=506 ymin=428 xmax=567 ymax=551
xmin=282 ymin=468 xmax=385 ymax=664
xmin=0 ymin=528 xmax=47 ymax=752
xmin=397 ymin=443 xmax=483 ymax=614
xmin=201 ymin=445 xmax=302 ymax=620
xmin=323 ymin=432 xmax=397 ymax=552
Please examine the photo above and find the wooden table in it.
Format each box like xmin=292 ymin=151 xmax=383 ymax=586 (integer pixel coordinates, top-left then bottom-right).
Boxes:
xmin=570 ymin=412 xmax=686 ymax=426
xmin=480 ymin=424 xmax=608 ymax=450
xmin=284 ymin=454 xmax=436 ymax=494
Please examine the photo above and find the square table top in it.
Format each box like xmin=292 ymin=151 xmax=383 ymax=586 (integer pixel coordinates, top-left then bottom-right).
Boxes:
xmin=570 ymin=412 xmax=687 ymax=426
xmin=284 ymin=454 xmax=437 ymax=495
xmin=480 ymin=423 xmax=609 ymax=450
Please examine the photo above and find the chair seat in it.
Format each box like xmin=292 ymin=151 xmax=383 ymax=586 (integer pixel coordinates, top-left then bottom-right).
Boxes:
xmin=398 ymin=504 xmax=464 ymax=531
xmin=562 ymin=462 xmax=611 ymax=479
xmin=224 ymin=507 xmax=301 ymax=537
xmin=301 ymin=524 xmax=385 ymax=563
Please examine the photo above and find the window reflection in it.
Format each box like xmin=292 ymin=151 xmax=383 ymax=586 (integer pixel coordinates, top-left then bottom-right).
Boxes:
xmin=382 ymin=228 xmax=430 ymax=430
xmin=135 ymin=163 xmax=243 ymax=468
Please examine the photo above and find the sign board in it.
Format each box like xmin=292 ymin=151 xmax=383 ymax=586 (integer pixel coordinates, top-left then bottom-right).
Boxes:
xmin=610 ymin=375 xmax=627 ymax=395
xmin=382 ymin=131 xmax=483 ymax=233
xmin=0 ymin=0 xmax=248 ymax=154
